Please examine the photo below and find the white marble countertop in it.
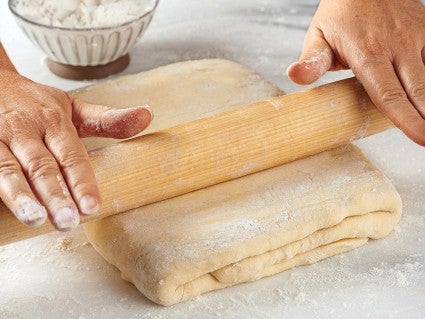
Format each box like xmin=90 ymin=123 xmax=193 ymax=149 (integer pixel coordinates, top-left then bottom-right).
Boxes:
xmin=1 ymin=1 xmax=425 ymax=318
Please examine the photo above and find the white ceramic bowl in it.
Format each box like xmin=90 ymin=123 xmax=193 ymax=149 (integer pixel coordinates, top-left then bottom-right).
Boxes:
xmin=8 ymin=0 xmax=159 ymax=66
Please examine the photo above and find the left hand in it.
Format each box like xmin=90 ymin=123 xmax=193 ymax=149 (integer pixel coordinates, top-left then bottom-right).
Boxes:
xmin=287 ymin=0 xmax=425 ymax=146
xmin=0 ymin=68 xmax=152 ymax=230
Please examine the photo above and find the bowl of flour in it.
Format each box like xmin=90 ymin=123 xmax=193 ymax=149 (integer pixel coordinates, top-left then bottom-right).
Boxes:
xmin=8 ymin=0 xmax=158 ymax=74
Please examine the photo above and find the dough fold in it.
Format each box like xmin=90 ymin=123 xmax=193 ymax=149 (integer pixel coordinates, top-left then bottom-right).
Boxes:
xmin=85 ymin=145 xmax=401 ymax=306
xmin=79 ymin=59 xmax=401 ymax=306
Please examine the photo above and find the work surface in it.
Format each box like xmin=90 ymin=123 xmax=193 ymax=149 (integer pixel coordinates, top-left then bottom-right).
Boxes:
xmin=1 ymin=0 xmax=425 ymax=318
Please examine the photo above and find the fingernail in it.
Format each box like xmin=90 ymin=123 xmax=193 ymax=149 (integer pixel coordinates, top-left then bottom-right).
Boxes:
xmin=54 ymin=207 xmax=80 ymax=231
xmin=79 ymin=195 xmax=99 ymax=215
xmin=286 ymin=62 xmax=298 ymax=75
xmin=140 ymin=105 xmax=154 ymax=121
xmin=14 ymin=195 xmax=48 ymax=227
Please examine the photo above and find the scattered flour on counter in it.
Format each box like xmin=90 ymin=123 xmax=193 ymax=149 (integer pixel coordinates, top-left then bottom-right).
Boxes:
xmin=369 ymin=261 xmax=424 ymax=287
xmin=0 ymin=307 xmax=20 ymax=319
xmin=13 ymin=0 xmax=156 ymax=28
xmin=274 ymin=288 xmax=309 ymax=305
xmin=394 ymin=213 xmax=425 ymax=234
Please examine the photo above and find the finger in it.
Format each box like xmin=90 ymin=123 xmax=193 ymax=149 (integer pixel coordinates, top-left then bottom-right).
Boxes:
xmin=71 ymin=98 xmax=153 ymax=139
xmin=44 ymin=122 xmax=101 ymax=216
xmin=0 ymin=142 xmax=47 ymax=226
xmin=394 ymin=53 xmax=425 ymax=118
xmin=286 ymin=26 xmax=334 ymax=85
xmin=354 ymin=59 xmax=425 ymax=146
xmin=8 ymin=136 xmax=80 ymax=230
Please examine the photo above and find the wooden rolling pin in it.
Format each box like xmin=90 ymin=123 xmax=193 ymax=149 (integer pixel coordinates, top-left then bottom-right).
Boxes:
xmin=0 ymin=77 xmax=393 ymax=246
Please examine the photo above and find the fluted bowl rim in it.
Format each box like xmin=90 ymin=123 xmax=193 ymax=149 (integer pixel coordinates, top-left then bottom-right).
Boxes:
xmin=8 ymin=0 xmax=159 ymax=32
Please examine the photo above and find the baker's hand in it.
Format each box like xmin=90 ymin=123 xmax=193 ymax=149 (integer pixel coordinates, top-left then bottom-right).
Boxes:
xmin=0 ymin=69 xmax=152 ymax=230
xmin=287 ymin=0 xmax=425 ymax=146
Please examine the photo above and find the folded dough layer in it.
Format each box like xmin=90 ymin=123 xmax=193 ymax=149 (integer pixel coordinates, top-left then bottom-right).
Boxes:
xmin=84 ymin=145 xmax=401 ymax=306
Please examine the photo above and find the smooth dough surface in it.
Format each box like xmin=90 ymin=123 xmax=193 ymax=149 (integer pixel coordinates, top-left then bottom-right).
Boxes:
xmin=73 ymin=59 xmax=282 ymax=151
xmin=80 ymin=60 xmax=402 ymax=306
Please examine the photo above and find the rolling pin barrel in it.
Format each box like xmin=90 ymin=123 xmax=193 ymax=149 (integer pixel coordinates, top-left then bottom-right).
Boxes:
xmin=0 ymin=77 xmax=393 ymax=246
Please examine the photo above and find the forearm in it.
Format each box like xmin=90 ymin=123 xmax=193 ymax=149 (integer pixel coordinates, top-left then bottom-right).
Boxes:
xmin=0 ymin=42 xmax=17 ymax=72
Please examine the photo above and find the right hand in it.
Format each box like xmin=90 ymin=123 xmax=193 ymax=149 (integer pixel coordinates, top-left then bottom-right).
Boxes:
xmin=0 ymin=68 xmax=152 ymax=231
xmin=287 ymin=0 xmax=425 ymax=146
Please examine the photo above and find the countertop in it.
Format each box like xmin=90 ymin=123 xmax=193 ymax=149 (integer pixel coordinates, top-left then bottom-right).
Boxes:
xmin=1 ymin=1 xmax=425 ymax=318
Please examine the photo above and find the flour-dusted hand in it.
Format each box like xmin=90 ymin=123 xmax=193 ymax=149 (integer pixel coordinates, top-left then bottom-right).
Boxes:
xmin=0 ymin=44 xmax=152 ymax=230
xmin=287 ymin=0 xmax=425 ymax=146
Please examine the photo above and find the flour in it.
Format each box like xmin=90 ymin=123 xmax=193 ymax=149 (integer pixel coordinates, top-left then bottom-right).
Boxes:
xmin=369 ymin=261 xmax=424 ymax=287
xmin=13 ymin=0 xmax=156 ymax=28
xmin=56 ymin=236 xmax=74 ymax=252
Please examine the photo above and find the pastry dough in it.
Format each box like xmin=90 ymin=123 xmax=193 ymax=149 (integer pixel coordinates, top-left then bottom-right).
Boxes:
xmin=79 ymin=60 xmax=401 ymax=306
xmin=85 ymin=145 xmax=401 ymax=306
xmin=72 ymin=59 xmax=282 ymax=151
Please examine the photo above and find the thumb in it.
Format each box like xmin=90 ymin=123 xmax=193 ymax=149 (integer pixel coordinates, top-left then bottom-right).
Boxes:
xmin=71 ymin=98 xmax=153 ymax=139
xmin=287 ymin=27 xmax=333 ymax=85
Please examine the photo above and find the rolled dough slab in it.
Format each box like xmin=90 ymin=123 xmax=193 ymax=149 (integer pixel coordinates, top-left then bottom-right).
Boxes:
xmin=72 ymin=59 xmax=282 ymax=151
xmin=81 ymin=60 xmax=402 ymax=306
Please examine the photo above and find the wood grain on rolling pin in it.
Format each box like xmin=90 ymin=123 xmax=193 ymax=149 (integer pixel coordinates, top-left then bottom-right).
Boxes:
xmin=0 ymin=77 xmax=393 ymax=246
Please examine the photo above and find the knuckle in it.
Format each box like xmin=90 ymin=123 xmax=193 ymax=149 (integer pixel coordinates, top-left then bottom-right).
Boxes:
xmin=46 ymin=188 xmax=70 ymax=202
xmin=355 ymin=43 xmax=390 ymax=70
xmin=407 ymin=82 xmax=425 ymax=100
xmin=43 ymin=108 xmax=62 ymax=123
xmin=0 ymin=111 xmax=24 ymax=131
xmin=59 ymin=149 xmax=88 ymax=168
xmin=0 ymin=159 xmax=21 ymax=178
xmin=42 ymin=108 xmax=63 ymax=125
xmin=393 ymin=29 xmax=414 ymax=48
xmin=0 ymin=111 xmax=43 ymax=143
xmin=356 ymin=56 xmax=385 ymax=71
xmin=25 ymin=156 xmax=58 ymax=178
xmin=377 ymin=86 xmax=407 ymax=106
xmin=361 ymin=36 xmax=387 ymax=57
